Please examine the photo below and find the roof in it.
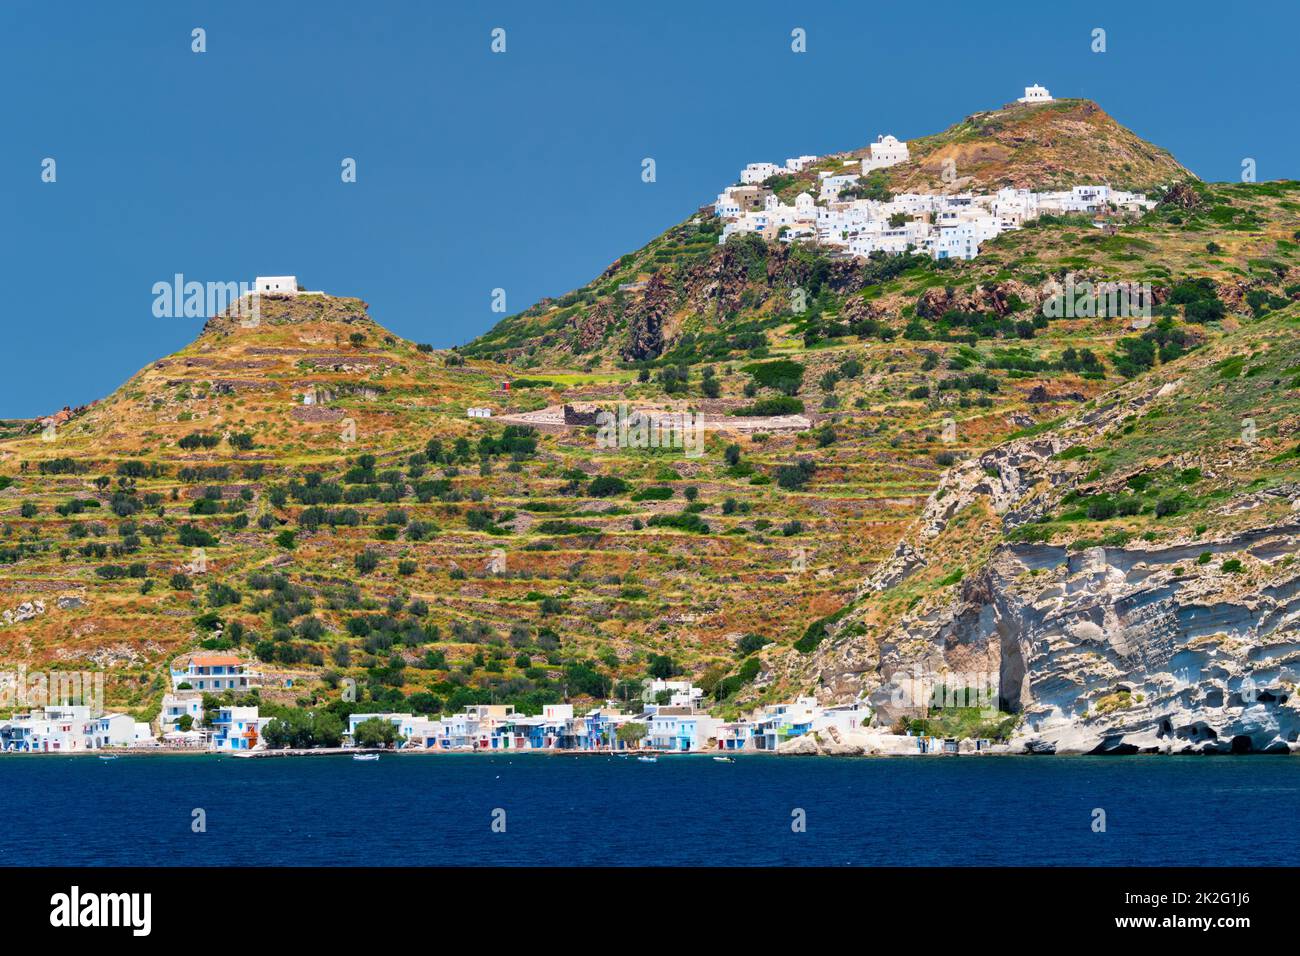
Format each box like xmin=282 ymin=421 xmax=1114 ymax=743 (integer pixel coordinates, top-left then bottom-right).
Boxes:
xmin=189 ymin=654 xmax=242 ymax=667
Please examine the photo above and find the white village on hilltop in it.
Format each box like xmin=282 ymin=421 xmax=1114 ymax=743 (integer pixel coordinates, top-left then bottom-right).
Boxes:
xmin=716 ymin=84 xmax=1156 ymax=261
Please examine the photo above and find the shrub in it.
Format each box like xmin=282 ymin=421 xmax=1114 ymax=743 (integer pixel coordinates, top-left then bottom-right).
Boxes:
xmin=631 ymin=486 xmax=673 ymax=501
xmin=588 ymin=475 xmax=628 ymax=497
xmin=775 ymin=459 xmax=816 ymax=491
xmin=1086 ymin=499 xmax=1117 ymax=521
xmin=731 ymin=396 xmax=804 ymax=417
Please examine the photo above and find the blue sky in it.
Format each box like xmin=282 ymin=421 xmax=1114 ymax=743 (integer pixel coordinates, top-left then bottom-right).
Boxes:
xmin=2 ymin=0 xmax=1296 ymax=418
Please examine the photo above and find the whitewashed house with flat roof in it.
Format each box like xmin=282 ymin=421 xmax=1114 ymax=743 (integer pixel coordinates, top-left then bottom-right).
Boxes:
xmin=254 ymin=276 xmax=298 ymax=295
xmin=88 ymin=713 xmax=137 ymax=749
xmin=643 ymin=679 xmax=704 ymax=708
xmin=211 ymin=706 xmax=268 ymax=751
xmin=171 ymin=654 xmax=260 ymax=693
xmin=1018 ymin=83 xmax=1053 ymax=104
xmin=819 ymin=173 xmax=860 ymax=201
xmin=160 ymin=694 xmax=204 ymax=733
xmin=645 ymin=707 xmax=720 ymax=752
xmin=740 ymin=162 xmax=783 ymax=185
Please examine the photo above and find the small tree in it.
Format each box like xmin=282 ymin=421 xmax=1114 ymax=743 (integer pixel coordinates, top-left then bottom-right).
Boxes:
xmin=353 ymin=716 xmax=400 ymax=748
xmin=616 ymin=722 xmax=647 ymax=749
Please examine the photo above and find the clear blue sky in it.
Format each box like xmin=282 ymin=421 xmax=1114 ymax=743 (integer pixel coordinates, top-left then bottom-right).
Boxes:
xmin=2 ymin=0 xmax=1296 ymax=418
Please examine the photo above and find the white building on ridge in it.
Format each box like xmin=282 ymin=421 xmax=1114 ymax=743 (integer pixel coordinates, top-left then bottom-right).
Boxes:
xmin=1018 ymin=83 xmax=1053 ymax=104
xmin=254 ymin=276 xmax=299 ymax=295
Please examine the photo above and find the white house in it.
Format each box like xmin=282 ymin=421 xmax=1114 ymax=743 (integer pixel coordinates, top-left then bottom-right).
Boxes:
xmin=0 ymin=706 xmax=92 ymax=752
xmin=133 ymin=722 xmax=157 ymax=746
xmin=88 ymin=713 xmax=137 ymax=749
xmin=819 ymin=173 xmax=860 ymax=201
xmin=347 ymin=712 xmax=413 ymax=741
xmin=861 ymin=134 xmax=910 ymax=173
xmin=170 ymin=654 xmax=261 ymax=693
xmin=643 ymin=679 xmax=705 ymax=708
xmin=254 ymin=276 xmax=298 ymax=295
xmin=813 ymin=702 xmax=872 ymax=735
xmin=785 ymin=154 xmax=819 ymax=172
xmin=210 ymin=706 xmax=268 ymax=751
xmin=1017 ymin=83 xmax=1053 ymax=104
xmin=740 ymin=162 xmax=784 ymax=185
xmin=160 ymin=694 xmax=204 ymax=733
xmin=645 ymin=707 xmax=720 ymax=752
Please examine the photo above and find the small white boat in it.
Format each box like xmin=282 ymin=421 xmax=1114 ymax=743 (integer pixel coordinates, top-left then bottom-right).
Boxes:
xmin=636 ymin=755 xmax=657 ymax=763
xmin=98 ymin=755 xmax=119 ymax=761
xmin=352 ymin=753 xmax=380 ymax=762
xmin=713 ymin=756 xmax=735 ymax=763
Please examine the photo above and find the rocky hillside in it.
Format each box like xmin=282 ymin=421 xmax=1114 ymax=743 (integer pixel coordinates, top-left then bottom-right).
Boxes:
xmin=796 ymin=304 xmax=1300 ymax=753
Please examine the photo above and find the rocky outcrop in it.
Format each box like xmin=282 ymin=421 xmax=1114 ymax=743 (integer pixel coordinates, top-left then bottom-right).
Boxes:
xmin=620 ymin=273 xmax=673 ymax=361
xmin=815 ymin=377 xmax=1300 ymax=754
xmin=916 ymin=280 xmax=1044 ymax=319
xmin=775 ymin=728 xmax=865 ymax=756
xmin=1 ymin=600 xmax=45 ymax=627
xmin=1157 ymin=181 xmax=1201 ymax=211
xmin=573 ymin=302 xmax=620 ymax=352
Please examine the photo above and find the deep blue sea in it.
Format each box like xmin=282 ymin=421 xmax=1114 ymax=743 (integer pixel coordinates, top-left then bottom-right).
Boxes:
xmin=2 ymin=754 xmax=1295 ymax=866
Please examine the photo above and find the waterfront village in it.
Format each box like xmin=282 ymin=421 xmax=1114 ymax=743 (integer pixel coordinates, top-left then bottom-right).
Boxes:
xmin=715 ymin=84 xmax=1156 ymax=261
xmin=0 ymin=654 xmax=1000 ymax=757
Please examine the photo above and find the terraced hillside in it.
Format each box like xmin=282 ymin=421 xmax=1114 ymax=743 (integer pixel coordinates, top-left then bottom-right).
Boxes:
xmin=2 ymin=159 xmax=1300 ymax=738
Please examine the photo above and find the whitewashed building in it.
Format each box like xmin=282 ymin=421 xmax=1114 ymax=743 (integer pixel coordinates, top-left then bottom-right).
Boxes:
xmin=160 ymin=694 xmax=204 ymax=733
xmin=645 ymin=707 xmax=720 ymax=752
xmin=643 ymin=679 xmax=705 ymax=709
xmin=819 ymin=173 xmax=860 ymax=201
xmin=88 ymin=713 xmax=137 ymax=749
xmin=1017 ymin=83 xmax=1053 ymax=104
xmin=861 ymin=134 xmax=910 ymax=172
xmin=740 ymin=162 xmax=784 ymax=185
xmin=254 ymin=275 xmax=298 ymax=295
xmin=210 ymin=706 xmax=268 ymax=751
xmin=171 ymin=654 xmax=261 ymax=693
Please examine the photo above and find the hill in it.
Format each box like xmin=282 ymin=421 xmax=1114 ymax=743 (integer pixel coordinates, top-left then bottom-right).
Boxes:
xmin=2 ymin=153 xmax=1300 ymax=742
xmin=878 ymin=98 xmax=1191 ymax=194
xmin=465 ymin=97 xmax=1194 ymax=369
